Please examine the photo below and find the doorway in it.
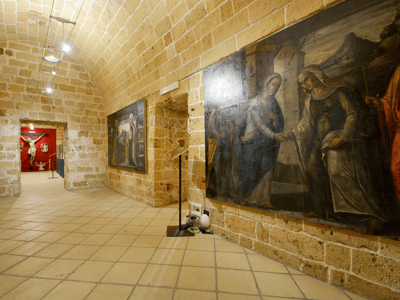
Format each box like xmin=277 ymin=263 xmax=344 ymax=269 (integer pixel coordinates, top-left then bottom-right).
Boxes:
xmin=19 ymin=120 xmax=67 ymax=193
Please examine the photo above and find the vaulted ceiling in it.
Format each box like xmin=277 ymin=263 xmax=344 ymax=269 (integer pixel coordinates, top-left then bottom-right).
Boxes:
xmin=2 ymin=0 xmax=191 ymax=104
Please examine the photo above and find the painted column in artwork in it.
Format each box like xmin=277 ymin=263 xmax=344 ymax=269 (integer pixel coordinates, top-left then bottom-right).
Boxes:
xmin=273 ymin=41 xmax=306 ymax=186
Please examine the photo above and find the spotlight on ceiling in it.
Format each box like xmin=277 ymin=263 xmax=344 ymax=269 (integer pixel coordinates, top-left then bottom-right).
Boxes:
xmin=45 ymin=87 xmax=53 ymax=94
xmin=61 ymin=43 xmax=71 ymax=53
xmin=30 ymin=123 xmax=34 ymax=130
xmin=51 ymin=70 xmax=56 ymax=75
xmin=42 ymin=56 xmax=61 ymax=63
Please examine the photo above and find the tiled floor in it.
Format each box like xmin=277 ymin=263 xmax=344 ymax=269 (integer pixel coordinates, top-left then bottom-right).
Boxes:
xmin=0 ymin=172 xmax=369 ymax=300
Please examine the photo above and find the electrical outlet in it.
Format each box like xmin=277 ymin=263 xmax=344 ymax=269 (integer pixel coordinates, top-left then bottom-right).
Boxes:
xmin=204 ymin=209 xmax=209 ymax=216
xmin=190 ymin=203 xmax=202 ymax=217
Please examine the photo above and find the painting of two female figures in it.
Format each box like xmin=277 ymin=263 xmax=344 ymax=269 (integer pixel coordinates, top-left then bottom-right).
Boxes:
xmin=205 ymin=0 xmax=400 ymax=237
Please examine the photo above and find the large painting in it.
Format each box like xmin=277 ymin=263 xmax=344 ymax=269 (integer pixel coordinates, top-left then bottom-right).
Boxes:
xmin=108 ymin=98 xmax=146 ymax=172
xmin=205 ymin=0 xmax=400 ymax=237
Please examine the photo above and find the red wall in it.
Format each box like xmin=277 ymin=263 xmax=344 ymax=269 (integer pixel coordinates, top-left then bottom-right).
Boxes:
xmin=20 ymin=128 xmax=57 ymax=172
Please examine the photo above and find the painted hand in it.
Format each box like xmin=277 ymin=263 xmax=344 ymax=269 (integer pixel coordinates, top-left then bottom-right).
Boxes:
xmin=329 ymin=137 xmax=345 ymax=148
xmin=273 ymin=133 xmax=287 ymax=142
xmin=365 ymin=96 xmax=380 ymax=108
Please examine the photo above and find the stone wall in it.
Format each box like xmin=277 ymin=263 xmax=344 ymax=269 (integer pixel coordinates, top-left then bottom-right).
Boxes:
xmin=95 ymin=0 xmax=400 ymax=298
xmin=0 ymin=41 xmax=106 ymax=196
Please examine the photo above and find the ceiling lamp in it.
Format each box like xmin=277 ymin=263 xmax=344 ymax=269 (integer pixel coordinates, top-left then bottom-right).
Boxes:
xmin=45 ymin=87 xmax=53 ymax=94
xmin=61 ymin=43 xmax=71 ymax=53
xmin=42 ymin=55 xmax=61 ymax=63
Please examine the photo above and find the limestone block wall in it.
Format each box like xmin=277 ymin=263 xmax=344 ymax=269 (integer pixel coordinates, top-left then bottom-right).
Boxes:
xmin=0 ymin=41 xmax=107 ymax=196
xmin=99 ymin=0 xmax=400 ymax=298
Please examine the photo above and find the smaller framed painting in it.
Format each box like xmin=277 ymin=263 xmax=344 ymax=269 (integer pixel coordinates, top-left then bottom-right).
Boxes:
xmin=107 ymin=98 xmax=146 ymax=172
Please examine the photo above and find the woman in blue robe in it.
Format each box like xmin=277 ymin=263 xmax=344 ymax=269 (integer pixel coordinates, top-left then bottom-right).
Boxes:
xmin=240 ymin=73 xmax=285 ymax=209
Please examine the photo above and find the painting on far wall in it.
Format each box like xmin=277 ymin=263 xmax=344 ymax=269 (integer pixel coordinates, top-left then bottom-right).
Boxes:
xmin=204 ymin=0 xmax=400 ymax=238
xmin=107 ymin=98 xmax=146 ymax=172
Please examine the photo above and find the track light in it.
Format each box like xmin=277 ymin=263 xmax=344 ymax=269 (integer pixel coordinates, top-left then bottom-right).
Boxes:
xmin=42 ymin=55 xmax=61 ymax=63
xmin=45 ymin=87 xmax=53 ymax=93
xmin=61 ymin=43 xmax=71 ymax=53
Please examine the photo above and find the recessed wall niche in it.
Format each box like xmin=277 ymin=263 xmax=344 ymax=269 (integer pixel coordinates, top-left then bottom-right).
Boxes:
xmin=156 ymin=94 xmax=189 ymax=206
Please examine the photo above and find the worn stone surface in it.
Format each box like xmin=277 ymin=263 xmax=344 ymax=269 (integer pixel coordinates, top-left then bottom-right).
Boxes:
xmin=301 ymin=260 xmax=328 ymax=281
xmin=210 ymin=225 xmax=239 ymax=243
xmin=239 ymin=235 xmax=254 ymax=249
xmin=325 ymin=243 xmax=350 ymax=271
xmin=270 ymin=227 xmax=324 ymax=261
xmin=256 ymin=222 xmax=270 ymax=244
xmin=225 ymin=214 xmax=256 ymax=238
xmin=254 ymin=241 xmax=302 ymax=269
xmin=352 ymin=250 xmax=400 ymax=290
xmin=304 ymin=221 xmax=379 ymax=251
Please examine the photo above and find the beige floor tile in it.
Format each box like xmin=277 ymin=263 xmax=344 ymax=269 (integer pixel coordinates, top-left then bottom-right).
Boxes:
xmin=254 ymin=273 xmax=303 ymax=298
xmin=118 ymin=212 xmax=138 ymax=218
xmin=129 ymin=286 xmax=174 ymax=300
xmin=216 ymin=252 xmax=250 ymax=270
xmin=61 ymin=245 xmax=101 ymax=259
xmin=51 ymin=216 xmax=78 ymax=223
xmin=345 ymin=290 xmax=370 ymax=300
xmin=137 ymin=212 xmax=158 ymax=219
xmin=101 ymin=262 xmax=146 ymax=285
xmin=106 ymin=234 xmax=138 ymax=246
xmin=0 ymin=275 xmax=27 ymax=297
xmin=33 ymin=243 xmax=75 ymax=258
xmin=74 ymin=224 xmax=103 ymax=233
xmin=217 ymin=269 xmax=258 ymax=295
xmin=215 ymin=239 xmax=246 ymax=253
xmin=88 ymin=217 xmax=114 ymax=225
xmin=245 ymin=248 xmax=257 ymax=254
xmin=247 ymin=254 xmax=288 ymax=273
xmin=293 ymin=274 xmax=349 ymax=300
xmin=15 ymin=222 xmax=44 ymax=230
xmin=0 ymin=277 xmax=59 ymax=300
xmin=0 ymin=240 xmax=26 ymax=253
xmin=0 ymin=229 xmax=27 ymax=239
xmin=149 ymin=219 xmax=173 ymax=226
xmin=125 ymin=208 xmax=145 ymax=213
xmin=0 ymin=255 xmax=26 ymax=272
xmin=108 ymin=218 xmax=131 ymax=225
xmin=34 ymin=259 xmax=84 ymax=279
xmin=54 ymin=224 xmax=83 ymax=232
xmin=80 ymin=233 xmax=114 ymax=245
xmin=128 ymin=218 xmax=153 ymax=226
xmin=262 ymin=297 xmax=302 ymax=300
xmin=119 ymin=246 xmax=156 ymax=263
xmin=150 ymin=248 xmax=184 ymax=265
xmin=101 ymin=212 xmax=122 ymax=218
xmin=69 ymin=217 xmax=95 ymax=224
xmin=155 ymin=213 xmax=176 ymax=220
xmin=82 ymin=212 xmax=106 ymax=218
xmin=141 ymin=226 xmax=167 ymax=236
xmin=4 ymin=257 xmax=54 ymax=276
xmin=177 ymin=266 xmax=216 ymax=291
xmin=86 ymin=283 xmax=133 ymax=300
xmin=33 ymin=232 xmax=68 ymax=243
xmin=31 ymin=223 xmax=63 ymax=231
xmin=96 ymin=224 xmax=124 ymax=234
xmin=219 ymin=293 xmax=261 ymax=300
xmin=131 ymin=235 xmax=163 ymax=247
xmin=90 ymin=245 xmax=127 ymax=261
xmin=42 ymin=281 xmax=96 ymax=300
xmin=287 ymin=267 xmax=303 ymax=275
xmin=187 ymin=238 xmax=214 ymax=251
xmin=158 ymin=237 xmax=188 ymax=249
xmin=174 ymin=289 xmax=216 ymax=300
xmin=139 ymin=264 xmax=180 ymax=287
xmin=183 ymin=250 xmax=216 ymax=267
xmin=8 ymin=242 xmax=50 ymax=256
xmin=67 ymin=261 xmax=114 ymax=282
xmin=56 ymin=233 xmax=91 ymax=244
xmin=119 ymin=225 xmax=146 ymax=235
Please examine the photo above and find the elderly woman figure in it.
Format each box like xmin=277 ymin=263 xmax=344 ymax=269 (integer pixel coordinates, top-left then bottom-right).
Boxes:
xmin=240 ymin=73 xmax=285 ymax=210
xmin=276 ymin=65 xmax=387 ymax=226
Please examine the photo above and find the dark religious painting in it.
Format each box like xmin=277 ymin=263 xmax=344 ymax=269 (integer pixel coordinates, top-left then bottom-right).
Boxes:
xmin=204 ymin=0 xmax=400 ymax=238
xmin=108 ymin=98 xmax=146 ymax=172
xmin=20 ymin=127 xmax=56 ymax=172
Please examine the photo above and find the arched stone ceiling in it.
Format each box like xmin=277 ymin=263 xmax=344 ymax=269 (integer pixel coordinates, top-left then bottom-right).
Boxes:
xmin=1 ymin=0 xmax=334 ymax=113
